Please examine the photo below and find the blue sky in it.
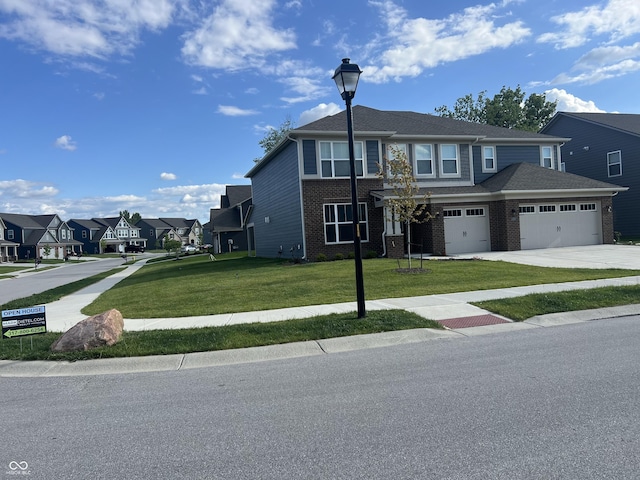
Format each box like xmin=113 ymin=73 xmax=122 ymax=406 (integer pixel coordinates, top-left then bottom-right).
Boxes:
xmin=1 ymin=0 xmax=639 ymax=224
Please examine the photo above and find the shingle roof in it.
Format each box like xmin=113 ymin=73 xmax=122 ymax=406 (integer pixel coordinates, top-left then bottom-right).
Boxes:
xmin=210 ymin=208 xmax=243 ymax=232
xmin=547 ymin=112 xmax=640 ymax=137
xmin=224 ymin=185 xmax=252 ymax=207
xmin=296 ymin=105 xmax=564 ymax=140
xmin=371 ymin=163 xmax=626 ymax=199
xmin=480 ymin=162 xmax=625 ymax=191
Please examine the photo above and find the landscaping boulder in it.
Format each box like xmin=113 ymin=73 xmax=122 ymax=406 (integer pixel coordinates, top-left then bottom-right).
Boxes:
xmin=51 ymin=309 xmax=124 ymax=352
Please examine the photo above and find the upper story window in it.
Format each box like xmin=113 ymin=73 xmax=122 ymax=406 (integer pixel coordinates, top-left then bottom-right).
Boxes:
xmin=8 ymin=229 xmax=14 ymax=240
xmin=117 ymin=229 xmax=128 ymax=238
xmin=82 ymin=230 xmax=87 ymax=239
xmin=607 ymin=150 xmax=622 ymax=177
xmin=482 ymin=146 xmax=496 ymax=172
xmin=61 ymin=229 xmax=67 ymax=240
xmin=131 ymin=230 xmax=139 ymax=237
xmin=414 ymin=144 xmax=435 ymax=177
xmin=440 ymin=144 xmax=460 ymax=177
xmin=541 ymin=146 xmax=553 ymax=168
xmin=320 ymin=141 xmax=363 ymax=178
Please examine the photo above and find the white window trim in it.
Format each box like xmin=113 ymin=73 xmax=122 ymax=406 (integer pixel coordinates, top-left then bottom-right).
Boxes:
xmin=323 ymin=203 xmax=369 ymax=245
xmin=439 ymin=144 xmax=460 ymax=178
xmin=414 ymin=144 xmax=435 ymax=178
xmin=540 ymin=146 xmax=554 ymax=169
xmin=607 ymin=150 xmax=622 ymax=177
xmin=320 ymin=140 xmax=364 ymax=178
xmin=481 ymin=145 xmax=497 ymax=173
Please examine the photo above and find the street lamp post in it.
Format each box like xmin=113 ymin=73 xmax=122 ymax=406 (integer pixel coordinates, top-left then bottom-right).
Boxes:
xmin=332 ymin=58 xmax=366 ymax=318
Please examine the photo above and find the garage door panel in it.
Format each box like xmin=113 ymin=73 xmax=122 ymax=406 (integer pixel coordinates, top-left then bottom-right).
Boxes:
xmin=520 ymin=202 xmax=602 ymax=250
xmin=444 ymin=206 xmax=490 ymax=255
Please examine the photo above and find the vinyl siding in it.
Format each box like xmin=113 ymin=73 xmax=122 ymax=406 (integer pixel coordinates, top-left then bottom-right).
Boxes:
xmin=250 ymin=142 xmax=305 ymax=257
xmin=474 ymin=145 xmax=546 ymax=183
xmin=544 ymin=115 xmax=640 ymax=236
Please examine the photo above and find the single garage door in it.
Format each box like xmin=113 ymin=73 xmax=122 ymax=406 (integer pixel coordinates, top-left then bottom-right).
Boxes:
xmin=444 ymin=206 xmax=490 ymax=255
xmin=519 ymin=201 xmax=602 ymax=250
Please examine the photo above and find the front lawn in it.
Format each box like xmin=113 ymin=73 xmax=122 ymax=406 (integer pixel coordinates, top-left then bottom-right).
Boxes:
xmin=82 ymin=253 xmax=640 ymax=318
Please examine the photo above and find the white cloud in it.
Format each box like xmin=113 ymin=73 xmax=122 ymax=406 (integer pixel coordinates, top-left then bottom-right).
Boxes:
xmin=181 ymin=0 xmax=296 ymax=71
xmin=192 ymin=86 xmax=208 ymax=95
xmin=231 ymin=172 xmax=247 ymax=179
xmin=363 ymin=1 xmax=531 ymax=83
xmin=0 ymin=0 xmax=178 ymax=59
xmin=93 ymin=92 xmax=105 ymax=100
xmin=0 ymin=179 xmax=59 ymax=198
xmin=217 ymin=105 xmax=259 ymax=116
xmin=54 ymin=135 xmax=77 ymax=151
xmin=299 ymin=103 xmax=342 ymax=126
xmin=160 ymin=172 xmax=177 ymax=181
xmin=538 ymin=0 xmax=640 ymax=49
xmin=544 ymin=89 xmax=606 ymax=113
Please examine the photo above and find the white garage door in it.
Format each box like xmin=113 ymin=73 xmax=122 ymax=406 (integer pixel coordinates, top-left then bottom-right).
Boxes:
xmin=520 ymin=202 xmax=602 ymax=250
xmin=444 ymin=206 xmax=490 ymax=255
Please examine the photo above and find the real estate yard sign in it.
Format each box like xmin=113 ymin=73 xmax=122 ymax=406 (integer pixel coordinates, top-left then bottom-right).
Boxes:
xmin=2 ymin=306 xmax=47 ymax=339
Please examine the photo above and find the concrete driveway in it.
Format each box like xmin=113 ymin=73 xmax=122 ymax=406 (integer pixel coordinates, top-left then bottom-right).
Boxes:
xmin=467 ymin=244 xmax=640 ymax=270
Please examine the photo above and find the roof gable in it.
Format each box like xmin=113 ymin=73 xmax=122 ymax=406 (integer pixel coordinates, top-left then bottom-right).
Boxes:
xmin=544 ymin=112 xmax=640 ymax=138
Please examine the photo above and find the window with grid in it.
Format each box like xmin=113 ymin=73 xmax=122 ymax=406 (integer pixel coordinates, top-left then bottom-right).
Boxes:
xmin=414 ymin=144 xmax=434 ymax=176
xmin=541 ymin=146 xmax=553 ymax=168
xmin=519 ymin=206 xmax=535 ymax=214
xmin=440 ymin=144 xmax=459 ymax=176
xmin=482 ymin=146 xmax=496 ymax=172
xmin=320 ymin=141 xmax=364 ymax=178
xmin=324 ymin=203 xmax=368 ymax=244
xmin=607 ymin=151 xmax=622 ymax=177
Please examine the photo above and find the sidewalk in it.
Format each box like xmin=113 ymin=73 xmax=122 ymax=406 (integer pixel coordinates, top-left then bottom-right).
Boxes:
xmin=2 ymin=245 xmax=640 ymax=377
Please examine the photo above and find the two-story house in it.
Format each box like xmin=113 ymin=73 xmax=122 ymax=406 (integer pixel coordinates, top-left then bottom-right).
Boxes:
xmin=540 ymin=112 xmax=639 ymax=237
xmin=136 ymin=218 xmax=179 ymax=250
xmin=0 ymin=216 xmax=19 ymax=262
xmin=0 ymin=213 xmax=82 ymax=260
xmin=246 ymin=106 xmax=625 ymax=260
xmin=159 ymin=218 xmax=203 ymax=247
xmin=67 ymin=218 xmax=121 ymax=254
xmin=209 ymin=185 xmax=252 ymax=254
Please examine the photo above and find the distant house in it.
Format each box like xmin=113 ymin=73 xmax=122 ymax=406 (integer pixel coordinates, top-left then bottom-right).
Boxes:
xmin=157 ymin=218 xmax=204 ymax=246
xmin=136 ymin=218 xmax=178 ymax=250
xmin=0 ymin=213 xmax=83 ymax=260
xmin=67 ymin=218 xmax=120 ymax=254
xmin=246 ymin=106 xmax=625 ymax=260
xmin=209 ymin=185 xmax=252 ymax=254
xmin=541 ymin=112 xmax=639 ymax=237
xmin=68 ymin=216 xmax=144 ymax=254
xmin=0 ymin=216 xmax=19 ymax=262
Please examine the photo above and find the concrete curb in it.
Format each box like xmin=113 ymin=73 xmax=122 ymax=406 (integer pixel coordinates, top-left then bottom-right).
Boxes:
xmin=3 ymin=307 xmax=639 ymax=377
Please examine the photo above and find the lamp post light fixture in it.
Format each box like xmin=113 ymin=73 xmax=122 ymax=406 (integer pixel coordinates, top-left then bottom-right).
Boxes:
xmin=332 ymin=58 xmax=366 ymax=318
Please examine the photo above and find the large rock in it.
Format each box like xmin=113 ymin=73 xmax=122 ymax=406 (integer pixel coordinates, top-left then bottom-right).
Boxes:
xmin=51 ymin=309 xmax=124 ymax=352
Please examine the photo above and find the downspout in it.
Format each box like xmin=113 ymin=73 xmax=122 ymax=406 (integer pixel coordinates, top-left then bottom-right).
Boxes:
xmin=289 ymin=134 xmax=307 ymax=260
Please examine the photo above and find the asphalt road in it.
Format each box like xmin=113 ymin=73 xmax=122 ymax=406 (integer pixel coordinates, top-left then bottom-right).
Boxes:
xmin=0 ymin=257 xmax=130 ymax=305
xmin=2 ymin=316 xmax=638 ymax=479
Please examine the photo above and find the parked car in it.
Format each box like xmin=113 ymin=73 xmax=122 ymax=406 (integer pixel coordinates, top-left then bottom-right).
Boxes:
xmin=125 ymin=245 xmax=145 ymax=253
xmin=181 ymin=245 xmax=197 ymax=254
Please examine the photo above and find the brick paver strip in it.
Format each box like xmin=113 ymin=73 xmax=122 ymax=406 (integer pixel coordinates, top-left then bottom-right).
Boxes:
xmin=438 ymin=314 xmax=510 ymax=329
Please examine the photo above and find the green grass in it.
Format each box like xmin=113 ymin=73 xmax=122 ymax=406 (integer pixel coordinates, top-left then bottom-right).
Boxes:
xmin=473 ymin=284 xmax=640 ymax=321
xmin=82 ymin=253 xmax=640 ymax=318
xmin=0 ymin=309 xmax=441 ymax=361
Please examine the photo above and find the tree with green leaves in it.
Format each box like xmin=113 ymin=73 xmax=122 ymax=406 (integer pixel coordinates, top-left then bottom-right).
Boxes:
xmin=255 ymin=117 xmax=295 ymax=162
xmin=119 ymin=210 xmax=141 ymax=225
xmin=378 ymin=145 xmax=432 ymax=270
xmin=163 ymin=235 xmax=182 ymax=259
xmin=435 ymin=86 xmax=557 ymax=132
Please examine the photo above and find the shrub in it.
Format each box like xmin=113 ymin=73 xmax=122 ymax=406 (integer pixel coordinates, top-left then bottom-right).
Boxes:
xmin=347 ymin=251 xmax=355 ymax=259
xmin=315 ymin=253 xmax=327 ymax=262
xmin=365 ymin=250 xmax=378 ymax=259
xmin=334 ymin=253 xmax=345 ymax=261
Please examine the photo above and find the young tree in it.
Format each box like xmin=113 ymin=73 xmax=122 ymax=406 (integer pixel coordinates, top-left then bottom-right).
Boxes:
xmin=163 ymin=235 xmax=182 ymax=259
xmin=378 ymin=145 xmax=432 ymax=270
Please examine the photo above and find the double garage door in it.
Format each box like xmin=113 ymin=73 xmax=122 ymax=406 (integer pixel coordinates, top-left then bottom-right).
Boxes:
xmin=519 ymin=201 xmax=602 ymax=250
xmin=444 ymin=206 xmax=490 ymax=255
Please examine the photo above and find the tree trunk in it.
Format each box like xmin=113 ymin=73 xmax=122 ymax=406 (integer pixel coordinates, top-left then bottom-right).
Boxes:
xmin=406 ymin=220 xmax=411 ymax=269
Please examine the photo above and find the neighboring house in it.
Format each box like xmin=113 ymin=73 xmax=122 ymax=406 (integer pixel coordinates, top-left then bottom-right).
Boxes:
xmin=0 ymin=216 xmax=20 ymax=262
xmin=246 ymin=106 xmax=626 ymax=260
xmin=201 ymin=221 xmax=213 ymax=246
xmin=0 ymin=213 xmax=83 ymax=260
xmin=68 ymin=216 xmax=144 ymax=253
xmin=158 ymin=218 xmax=204 ymax=246
xmin=540 ymin=112 xmax=639 ymax=237
xmin=67 ymin=218 xmax=121 ymax=254
xmin=209 ymin=185 xmax=252 ymax=254
xmin=136 ymin=218 xmax=178 ymax=250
